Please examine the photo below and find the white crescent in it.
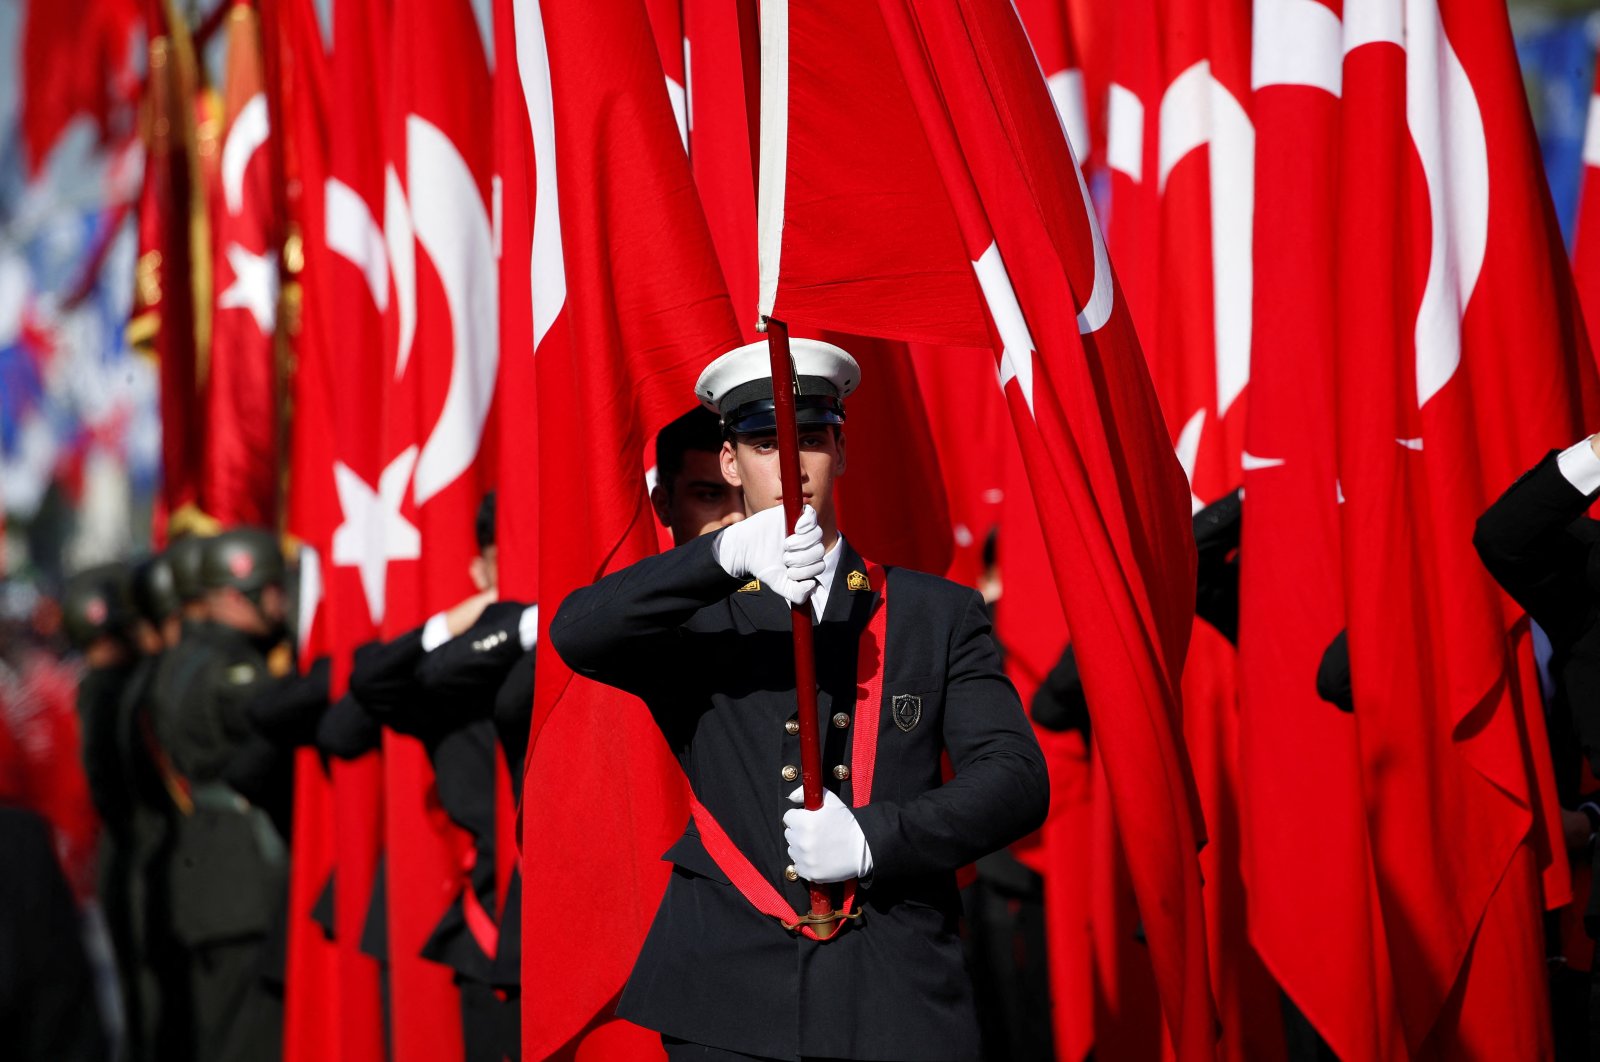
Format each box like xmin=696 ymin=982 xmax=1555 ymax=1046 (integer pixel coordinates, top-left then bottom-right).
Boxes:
xmin=1158 ymin=60 xmax=1255 ymax=418
xmin=514 ymin=0 xmax=568 ymax=350
xmin=1341 ymin=0 xmax=1487 ymax=409
xmin=408 ymin=115 xmax=500 ymax=508
xmin=222 ymin=93 xmax=269 ymax=216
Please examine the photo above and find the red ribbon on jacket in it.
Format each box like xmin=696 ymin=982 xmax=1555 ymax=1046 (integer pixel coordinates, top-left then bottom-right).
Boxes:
xmin=690 ymin=560 xmax=887 ymax=941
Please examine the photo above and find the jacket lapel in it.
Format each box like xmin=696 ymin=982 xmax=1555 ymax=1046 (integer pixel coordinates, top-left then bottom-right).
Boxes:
xmin=728 ymin=573 xmax=793 ymax=632
xmin=815 ymin=540 xmax=881 ymax=691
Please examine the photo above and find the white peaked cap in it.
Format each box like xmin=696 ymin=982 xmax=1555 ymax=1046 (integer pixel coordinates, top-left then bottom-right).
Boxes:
xmin=694 ymin=338 xmax=862 ymax=414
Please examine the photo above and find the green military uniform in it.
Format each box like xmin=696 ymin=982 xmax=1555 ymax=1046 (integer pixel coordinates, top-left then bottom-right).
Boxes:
xmin=152 ymin=531 xmax=289 ymax=1062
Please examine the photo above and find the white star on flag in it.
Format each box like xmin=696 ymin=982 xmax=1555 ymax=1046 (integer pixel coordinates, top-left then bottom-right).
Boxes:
xmin=218 ymin=243 xmax=279 ymax=334
xmin=972 ymin=242 xmax=1037 ymax=415
xmin=332 ymin=447 xmax=422 ymax=627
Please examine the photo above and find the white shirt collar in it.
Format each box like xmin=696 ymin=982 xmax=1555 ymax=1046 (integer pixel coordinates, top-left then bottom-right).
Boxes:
xmin=811 ymin=534 xmax=846 ymax=622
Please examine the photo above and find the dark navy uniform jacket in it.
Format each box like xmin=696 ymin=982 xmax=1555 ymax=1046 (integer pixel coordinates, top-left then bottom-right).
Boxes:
xmin=350 ymin=602 xmax=531 ymax=983
xmin=550 ymin=532 xmax=1049 ymax=1061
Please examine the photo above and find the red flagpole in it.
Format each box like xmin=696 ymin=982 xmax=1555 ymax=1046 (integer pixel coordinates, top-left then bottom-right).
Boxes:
xmin=763 ymin=317 xmax=841 ymax=938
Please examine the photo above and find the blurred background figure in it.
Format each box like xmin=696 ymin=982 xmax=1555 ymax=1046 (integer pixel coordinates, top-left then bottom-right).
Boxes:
xmin=1 ymin=571 xmax=110 ymax=1060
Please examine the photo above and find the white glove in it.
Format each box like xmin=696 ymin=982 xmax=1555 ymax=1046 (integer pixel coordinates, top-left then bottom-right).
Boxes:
xmin=714 ymin=504 xmax=825 ymax=608
xmin=783 ymin=785 xmax=873 ymax=884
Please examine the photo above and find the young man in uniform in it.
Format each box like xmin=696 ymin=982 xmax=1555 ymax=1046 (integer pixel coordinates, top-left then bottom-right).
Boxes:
xmin=652 ymin=406 xmax=746 ymax=545
xmin=349 ymin=492 xmax=530 ymax=1062
xmin=551 ymin=339 xmax=1050 ymax=1061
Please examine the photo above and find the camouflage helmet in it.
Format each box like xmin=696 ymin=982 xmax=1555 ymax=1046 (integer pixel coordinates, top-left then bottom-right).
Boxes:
xmin=200 ymin=528 xmax=285 ymax=594
xmin=61 ymin=563 xmax=133 ymax=650
xmin=130 ymin=553 xmax=181 ymax=624
xmin=167 ymin=535 xmax=209 ymax=603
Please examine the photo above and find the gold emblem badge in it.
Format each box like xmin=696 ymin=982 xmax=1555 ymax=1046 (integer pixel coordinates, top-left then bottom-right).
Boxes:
xmin=847 ymin=570 xmax=871 ymax=592
xmin=738 ymin=579 xmax=762 ymax=593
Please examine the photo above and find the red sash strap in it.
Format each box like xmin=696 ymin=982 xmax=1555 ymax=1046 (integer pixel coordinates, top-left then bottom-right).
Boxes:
xmin=461 ymin=846 xmax=500 ymax=960
xmin=690 ymin=560 xmax=888 ymax=941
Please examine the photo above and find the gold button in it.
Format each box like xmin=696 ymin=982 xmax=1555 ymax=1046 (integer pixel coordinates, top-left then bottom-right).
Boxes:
xmin=785 ymin=719 xmax=800 ymax=735
xmin=782 ymin=765 xmax=799 ymax=782
xmin=831 ymin=713 xmax=849 ymax=729
xmin=833 ymin=764 xmax=850 ymax=781
xmin=784 ymin=864 xmax=799 ymax=882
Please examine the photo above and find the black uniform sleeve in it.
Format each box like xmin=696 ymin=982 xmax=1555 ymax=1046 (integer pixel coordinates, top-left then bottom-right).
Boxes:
xmin=316 ymin=694 xmax=383 ymax=761
xmin=550 ymin=532 xmax=746 ymax=697
xmin=348 ymin=632 xmax=427 ymax=717
xmin=244 ymin=656 xmax=332 ymax=748
xmin=493 ymin=649 xmax=536 ymax=792
xmin=1316 ymin=630 xmax=1354 ymax=714
xmin=1473 ymin=449 xmax=1600 ymax=649
xmin=1031 ymin=645 xmax=1090 ymax=736
xmin=852 ymin=590 xmax=1050 ymax=880
xmin=414 ymin=601 xmax=530 ymax=701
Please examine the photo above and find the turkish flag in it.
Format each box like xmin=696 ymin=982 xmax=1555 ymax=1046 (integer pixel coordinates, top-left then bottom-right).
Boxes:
xmin=1334 ymin=0 xmax=1588 ymax=1052
xmin=1128 ymin=4 xmax=1283 ymax=1058
xmin=373 ymin=0 xmax=503 ymax=1058
xmin=502 ymin=2 xmax=740 ymax=1058
xmin=280 ymin=0 xmax=390 ymax=1056
xmin=1239 ymin=4 xmax=1405 ymax=1059
xmin=201 ymin=4 xmax=279 ymax=528
xmin=759 ymin=1 xmax=1213 ymax=1054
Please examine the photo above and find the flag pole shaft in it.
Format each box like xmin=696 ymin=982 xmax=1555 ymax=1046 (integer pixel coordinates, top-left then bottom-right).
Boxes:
xmin=764 ymin=318 xmax=840 ymax=938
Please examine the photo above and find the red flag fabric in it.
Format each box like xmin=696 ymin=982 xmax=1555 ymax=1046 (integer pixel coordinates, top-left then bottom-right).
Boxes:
xmin=376 ymin=0 xmax=502 ymax=1058
xmin=1334 ymin=0 xmax=1586 ymax=1051
xmin=133 ymin=0 xmax=208 ymax=535
xmin=679 ymin=0 xmax=764 ymax=354
xmin=908 ymin=345 xmax=1008 ymax=589
xmin=492 ymin=0 xmax=540 ymax=609
xmin=759 ymin=1 xmax=1212 ymax=1053
xmin=1014 ymin=0 xmax=1091 ymax=171
xmin=201 ymin=3 xmax=280 ymax=528
xmin=1239 ymin=4 xmax=1404 ymax=1058
xmin=1102 ymin=0 xmax=1160 ymax=352
xmin=506 ymin=2 xmax=741 ymax=1057
xmin=665 ymin=2 xmax=956 ymax=576
xmin=20 ymin=0 xmax=138 ymax=176
xmin=1574 ymin=59 xmax=1600 ymax=366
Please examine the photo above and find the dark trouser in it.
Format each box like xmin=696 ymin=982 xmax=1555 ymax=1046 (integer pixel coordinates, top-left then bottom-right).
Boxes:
xmin=459 ymin=977 xmax=520 ymax=1062
xmin=960 ymin=851 xmax=1053 ymax=1062
xmin=188 ymin=937 xmax=282 ymax=1062
xmin=1279 ymin=991 xmax=1339 ymax=1062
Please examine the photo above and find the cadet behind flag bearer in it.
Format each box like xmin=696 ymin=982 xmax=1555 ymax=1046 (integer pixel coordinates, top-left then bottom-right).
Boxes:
xmin=551 ymin=339 xmax=1049 ymax=1061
